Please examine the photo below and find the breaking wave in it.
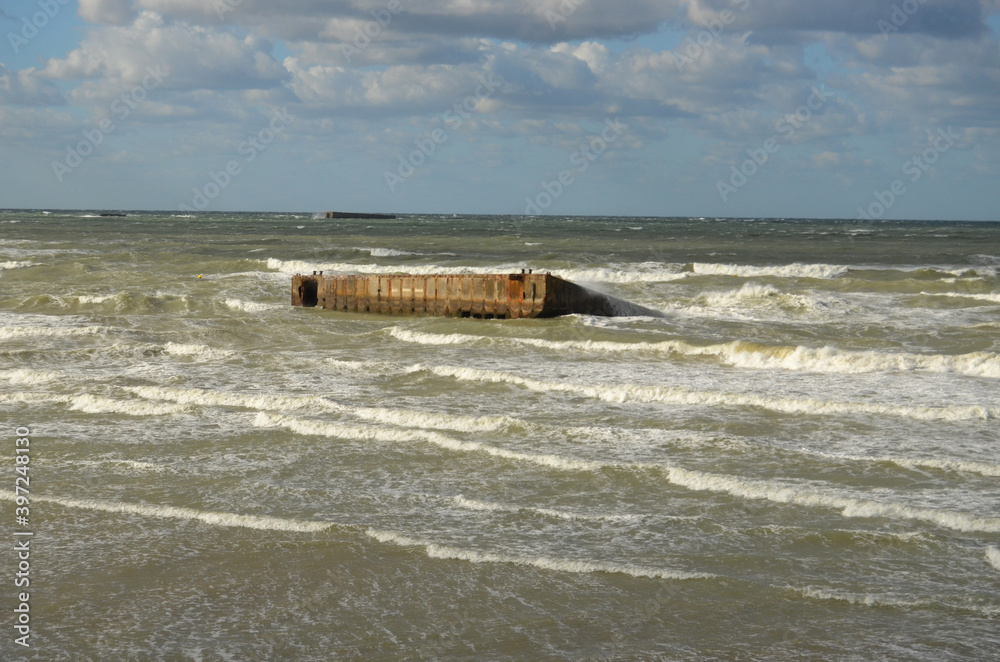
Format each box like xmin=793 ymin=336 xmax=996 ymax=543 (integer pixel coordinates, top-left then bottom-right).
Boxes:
xmin=0 ymin=325 xmax=111 ymax=340
xmin=0 ymin=368 xmax=60 ymax=385
xmin=365 ymin=529 xmax=712 ymax=580
xmin=0 ymin=491 xmax=332 ymax=533
xmin=658 ymin=465 xmax=1000 ymax=534
xmin=224 ymin=298 xmax=279 ymax=313
xmin=253 ymin=412 xmax=603 ymax=472
xmin=0 ymin=260 xmax=34 ymax=270
xmin=920 ymin=291 xmax=1000 ymax=304
xmin=68 ymin=394 xmax=189 ymax=417
xmin=133 ymin=385 xmax=517 ymax=433
xmin=987 ymin=547 xmax=1000 ymax=573
xmin=388 ymin=328 xmax=1000 ymax=378
xmin=690 ymin=262 xmax=849 ymax=279
xmin=419 ymin=364 xmax=998 ymax=422
xmin=163 ymin=342 xmax=236 ymax=361
xmin=453 ymin=495 xmax=640 ymax=522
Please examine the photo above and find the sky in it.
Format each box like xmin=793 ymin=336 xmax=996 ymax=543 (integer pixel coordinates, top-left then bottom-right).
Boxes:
xmin=0 ymin=0 xmax=998 ymax=219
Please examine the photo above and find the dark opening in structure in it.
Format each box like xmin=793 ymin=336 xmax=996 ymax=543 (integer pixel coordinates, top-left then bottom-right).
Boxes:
xmin=298 ymin=279 xmax=319 ymax=307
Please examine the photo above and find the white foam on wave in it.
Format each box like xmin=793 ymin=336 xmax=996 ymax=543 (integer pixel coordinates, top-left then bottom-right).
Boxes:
xmin=795 ymin=585 xmax=999 ymax=617
xmin=255 ymin=412 xmax=602 ymax=472
xmin=421 ymin=364 xmax=998 ymax=422
xmin=76 ymin=294 xmax=115 ymax=304
xmin=348 ymin=405 xmax=516 ymax=433
xmin=391 ymin=328 xmax=1000 ymax=379
xmin=134 ymin=385 xmax=516 ymax=433
xmin=365 ymin=529 xmax=711 ymax=580
xmin=453 ymin=495 xmax=640 ymax=522
xmin=224 ymin=298 xmax=278 ymax=313
xmin=0 ymin=491 xmax=332 ymax=532
xmin=795 ymin=586 xmax=928 ymax=610
xmin=163 ymin=342 xmax=236 ymax=361
xmin=693 ymin=283 xmax=821 ymax=313
xmin=553 ymin=265 xmax=689 ymax=284
xmin=921 ymin=291 xmax=1000 ymax=304
xmin=0 ymin=325 xmax=111 ymax=340
xmin=114 ymin=460 xmax=169 ymax=472
xmin=987 ymin=547 xmax=1000 ymax=572
xmin=363 ymin=247 xmax=418 ymax=257
xmin=68 ymin=394 xmax=189 ymax=417
xmin=266 ymin=258 xmax=518 ymax=277
xmin=389 ymin=327 xmax=487 ymax=346
xmin=0 ymin=369 xmax=60 ymax=385
xmin=0 ymin=260 xmax=34 ymax=270
xmin=692 ymin=262 xmax=849 ymax=279
xmin=659 ymin=465 xmax=1000 ymax=534
xmin=266 ymin=257 xmax=689 ymax=284
xmin=825 ymin=453 xmax=1000 ymax=478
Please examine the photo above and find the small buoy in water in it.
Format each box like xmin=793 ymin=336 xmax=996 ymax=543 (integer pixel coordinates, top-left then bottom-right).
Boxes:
xmin=198 ymin=275 xmax=203 ymax=279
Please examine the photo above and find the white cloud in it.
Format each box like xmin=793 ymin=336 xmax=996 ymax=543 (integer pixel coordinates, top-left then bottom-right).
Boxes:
xmin=79 ymin=0 xmax=137 ymax=25
xmin=0 ymin=66 xmax=64 ymax=107
xmin=43 ymin=11 xmax=287 ymax=110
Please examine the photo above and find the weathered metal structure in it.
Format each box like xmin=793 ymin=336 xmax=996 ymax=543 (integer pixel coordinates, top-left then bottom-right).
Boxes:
xmin=291 ymin=272 xmax=657 ymax=319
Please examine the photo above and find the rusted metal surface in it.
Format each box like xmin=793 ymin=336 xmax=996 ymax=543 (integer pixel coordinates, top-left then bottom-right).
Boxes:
xmin=291 ymin=272 xmax=659 ymax=318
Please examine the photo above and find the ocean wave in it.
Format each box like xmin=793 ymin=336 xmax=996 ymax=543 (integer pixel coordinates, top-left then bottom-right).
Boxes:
xmin=794 ymin=586 xmax=929 ymax=610
xmin=76 ymin=294 xmax=116 ymax=304
xmin=0 ymin=260 xmax=34 ymax=270
xmin=920 ymin=291 xmax=1000 ymax=304
xmin=68 ymin=394 xmax=189 ymax=417
xmin=660 ymin=465 xmax=1000 ymax=534
xmin=691 ymin=262 xmax=849 ymax=279
xmin=362 ymin=247 xmax=418 ymax=257
xmin=823 ymin=453 xmax=1000 ymax=478
xmin=987 ymin=547 xmax=1000 ymax=573
xmin=223 ymin=298 xmax=279 ymax=313
xmin=453 ymin=495 xmax=640 ymax=522
xmin=0 ymin=368 xmax=60 ymax=385
xmin=388 ymin=327 xmax=487 ymax=346
xmin=0 ymin=491 xmax=332 ymax=533
xmin=552 ymin=265 xmax=689 ymax=284
xmin=794 ymin=585 xmax=999 ymax=617
xmin=365 ymin=529 xmax=712 ymax=580
xmin=256 ymin=411 xmax=592 ymax=469
xmin=0 ymin=325 xmax=111 ymax=340
xmin=133 ymin=385 xmax=516 ymax=433
xmin=254 ymin=412 xmax=603 ymax=472
xmin=162 ymin=342 xmax=236 ymax=361
xmin=266 ymin=258 xmax=516 ymax=277
xmin=420 ymin=364 xmax=998 ymax=422
xmin=390 ymin=328 xmax=1000 ymax=378
xmin=693 ymin=283 xmax=820 ymax=312
xmin=253 ymin=411 xmax=1000 ymax=534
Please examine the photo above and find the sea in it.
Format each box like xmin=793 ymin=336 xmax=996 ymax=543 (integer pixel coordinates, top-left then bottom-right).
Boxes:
xmin=1 ymin=210 xmax=998 ymax=661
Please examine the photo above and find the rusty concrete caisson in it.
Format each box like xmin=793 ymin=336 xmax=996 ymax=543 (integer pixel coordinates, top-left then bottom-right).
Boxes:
xmin=291 ymin=272 xmax=658 ymax=319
